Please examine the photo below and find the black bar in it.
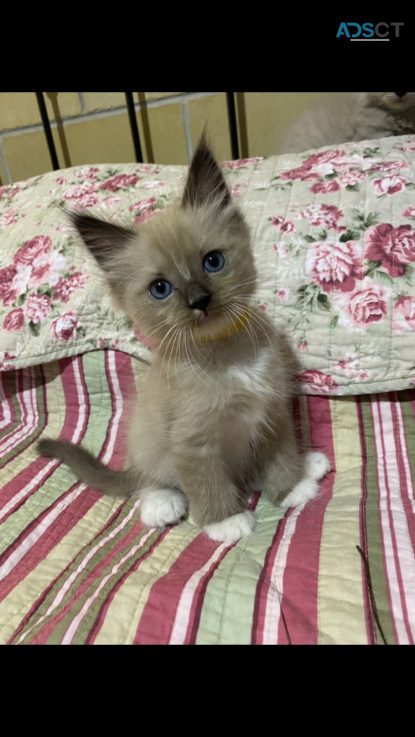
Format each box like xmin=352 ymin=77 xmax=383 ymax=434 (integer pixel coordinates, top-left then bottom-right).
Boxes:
xmin=226 ymin=92 xmax=239 ymax=160
xmin=125 ymin=93 xmax=143 ymax=163
xmin=35 ymin=92 xmax=60 ymax=171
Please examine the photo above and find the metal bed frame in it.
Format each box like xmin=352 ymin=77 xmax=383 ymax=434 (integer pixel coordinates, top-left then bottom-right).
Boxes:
xmin=35 ymin=92 xmax=240 ymax=170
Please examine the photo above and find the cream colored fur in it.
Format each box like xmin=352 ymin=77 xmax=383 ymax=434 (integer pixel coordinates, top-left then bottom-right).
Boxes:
xmin=278 ymin=92 xmax=415 ymax=154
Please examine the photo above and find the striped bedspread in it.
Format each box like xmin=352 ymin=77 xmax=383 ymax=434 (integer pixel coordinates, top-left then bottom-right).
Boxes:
xmin=1 ymin=350 xmax=414 ymax=644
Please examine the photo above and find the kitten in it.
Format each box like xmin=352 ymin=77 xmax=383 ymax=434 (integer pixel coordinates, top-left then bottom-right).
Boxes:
xmin=38 ymin=133 xmax=330 ymax=544
xmin=278 ymin=92 xmax=415 ymax=154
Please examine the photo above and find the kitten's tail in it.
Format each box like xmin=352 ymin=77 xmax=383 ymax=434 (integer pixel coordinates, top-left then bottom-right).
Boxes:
xmin=37 ymin=439 xmax=136 ymax=497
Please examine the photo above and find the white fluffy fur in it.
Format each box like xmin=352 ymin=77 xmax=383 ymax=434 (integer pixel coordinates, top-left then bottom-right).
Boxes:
xmin=279 ymin=452 xmax=331 ymax=508
xmin=140 ymin=488 xmax=188 ymax=528
xmin=203 ymin=511 xmax=256 ymax=544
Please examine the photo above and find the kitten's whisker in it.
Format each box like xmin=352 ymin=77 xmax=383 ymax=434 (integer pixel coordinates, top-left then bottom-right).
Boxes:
xmin=183 ymin=331 xmax=207 ymax=385
xmin=166 ymin=327 xmax=181 ymax=395
xmin=225 ymin=278 xmax=258 ymax=294
xmin=175 ymin=329 xmax=189 ymax=397
xmin=226 ymin=304 xmax=259 ymax=359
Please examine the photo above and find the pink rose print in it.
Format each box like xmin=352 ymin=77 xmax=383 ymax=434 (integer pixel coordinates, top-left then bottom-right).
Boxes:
xmin=338 ymin=170 xmax=366 ymax=186
xmin=128 ymin=197 xmax=156 ymax=212
xmin=0 ymin=208 xmax=19 ymax=226
xmin=3 ymin=308 xmax=24 ymax=332
xmin=52 ymin=272 xmax=89 ymax=303
xmin=28 ymin=250 xmax=66 ymax=289
xmin=50 ymin=310 xmax=79 ymax=341
xmin=276 ymin=288 xmax=290 ymax=301
xmin=329 ymin=155 xmax=373 ymax=173
xmin=402 ymin=207 xmax=415 ymax=218
xmin=143 ymin=181 xmax=165 ymax=190
xmin=332 ymin=353 xmax=362 ymax=378
xmin=270 ymin=217 xmax=294 ymax=233
xmin=297 ymin=341 xmax=307 ymax=353
xmin=0 ymin=351 xmax=16 ymax=371
xmin=1 ymin=186 xmax=20 ymax=201
xmin=100 ymin=196 xmax=122 ymax=209
xmin=273 ymin=243 xmax=289 ymax=258
xmin=63 ymin=183 xmax=97 ymax=200
xmin=99 ymin=174 xmax=139 ymax=192
xmin=230 ymin=183 xmax=247 ymax=198
xmin=303 ymin=150 xmax=344 ymax=167
xmin=0 ymin=185 xmax=9 ymax=198
xmin=13 ymin=235 xmax=52 ymax=266
xmin=221 ymin=158 xmax=261 ymax=169
xmin=296 ymin=369 xmax=340 ymax=395
xmin=300 ymin=204 xmax=344 ymax=230
xmin=0 ymin=265 xmax=18 ymax=304
xmin=281 ymin=166 xmax=319 ymax=182
xmin=372 ymin=175 xmax=407 ymax=196
xmin=306 ymin=239 xmax=363 ymax=293
xmin=333 ymin=278 xmax=390 ymax=330
xmin=6 ymin=266 xmax=31 ymax=305
xmin=23 ymin=293 xmax=51 ymax=323
xmin=55 ymin=176 xmax=67 ymax=185
xmin=370 ymin=160 xmax=408 ymax=173
xmin=364 ymin=223 xmax=415 ymax=277
xmin=70 ymin=193 xmax=99 ymax=209
xmin=393 ymin=296 xmax=415 ymax=333
xmin=258 ymin=303 xmax=267 ymax=312
xmin=309 ymin=180 xmax=340 ymax=194
xmin=76 ymin=166 xmax=99 ymax=180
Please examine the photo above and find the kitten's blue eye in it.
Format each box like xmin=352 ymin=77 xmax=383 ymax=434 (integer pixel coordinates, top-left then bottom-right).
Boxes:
xmin=150 ymin=280 xmax=172 ymax=299
xmin=203 ymin=252 xmax=225 ymax=273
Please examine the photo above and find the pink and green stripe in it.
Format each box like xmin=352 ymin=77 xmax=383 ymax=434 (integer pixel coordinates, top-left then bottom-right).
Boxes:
xmin=1 ymin=352 xmax=415 ymax=644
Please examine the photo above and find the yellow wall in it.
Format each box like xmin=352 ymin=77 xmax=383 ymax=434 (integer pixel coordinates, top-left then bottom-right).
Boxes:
xmin=0 ymin=92 xmax=330 ymax=184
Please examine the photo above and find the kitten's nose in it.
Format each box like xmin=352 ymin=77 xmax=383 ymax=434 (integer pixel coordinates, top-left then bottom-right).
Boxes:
xmin=189 ymin=294 xmax=211 ymax=311
xmin=395 ymin=92 xmax=407 ymax=98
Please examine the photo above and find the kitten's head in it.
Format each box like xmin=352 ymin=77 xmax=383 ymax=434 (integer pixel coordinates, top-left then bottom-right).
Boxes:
xmin=69 ymin=132 xmax=256 ymax=349
xmin=363 ymin=92 xmax=415 ymax=114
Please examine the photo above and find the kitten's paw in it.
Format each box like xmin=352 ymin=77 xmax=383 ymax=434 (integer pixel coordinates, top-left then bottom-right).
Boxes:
xmin=140 ymin=489 xmax=187 ymax=528
xmin=203 ymin=511 xmax=256 ymax=544
xmin=279 ymin=452 xmax=330 ymax=508
xmin=304 ymin=451 xmax=331 ymax=480
xmin=279 ymin=477 xmax=319 ymax=508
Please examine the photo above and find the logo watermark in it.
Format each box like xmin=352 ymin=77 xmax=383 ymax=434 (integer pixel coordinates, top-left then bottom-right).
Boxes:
xmin=336 ymin=22 xmax=404 ymax=40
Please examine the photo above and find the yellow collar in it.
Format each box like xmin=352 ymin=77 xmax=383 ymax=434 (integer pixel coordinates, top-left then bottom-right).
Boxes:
xmin=195 ymin=308 xmax=250 ymax=343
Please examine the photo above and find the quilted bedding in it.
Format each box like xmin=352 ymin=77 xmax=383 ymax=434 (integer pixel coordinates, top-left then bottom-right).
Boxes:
xmin=1 ymin=350 xmax=415 ymax=645
xmin=2 ymin=134 xmax=415 ymax=396
xmin=2 ymin=133 xmax=415 ymax=645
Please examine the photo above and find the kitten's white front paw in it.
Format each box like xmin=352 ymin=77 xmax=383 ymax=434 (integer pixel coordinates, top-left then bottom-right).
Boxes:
xmin=304 ymin=451 xmax=331 ymax=480
xmin=140 ymin=488 xmax=187 ymax=528
xmin=203 ymin=511 xmax=256 ymax=544
xmin=279 ymin=478 xmax=319 ymax=508
xmin=280 ymin=451 xmax=330 ymax=508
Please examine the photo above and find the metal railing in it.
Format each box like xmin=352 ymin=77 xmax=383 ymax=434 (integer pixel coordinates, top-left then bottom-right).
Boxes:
xmin=35 ymin=92 xmax=240 ymax=171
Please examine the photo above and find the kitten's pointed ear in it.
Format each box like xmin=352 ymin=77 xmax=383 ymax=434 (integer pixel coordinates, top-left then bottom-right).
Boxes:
xmin=68 ymin=210 xmax=134 ymax=272
xmin=182 ymin=128 xmax=231 ymax=210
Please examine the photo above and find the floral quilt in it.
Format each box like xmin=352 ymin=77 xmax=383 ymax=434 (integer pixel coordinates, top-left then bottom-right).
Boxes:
xmin=2 ymin=135 xmax=415 ymax=395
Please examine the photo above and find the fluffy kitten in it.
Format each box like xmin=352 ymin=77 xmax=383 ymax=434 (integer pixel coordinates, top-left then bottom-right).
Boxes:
xmin=278 ymin=92 xmax=415 ymax=154
xmin=38 ymin=133 xmax=330 ymax=544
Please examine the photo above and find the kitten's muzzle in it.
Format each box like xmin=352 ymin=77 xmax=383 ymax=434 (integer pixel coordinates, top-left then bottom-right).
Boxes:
xmin=187 ymin=285 xmax=212 ymax=312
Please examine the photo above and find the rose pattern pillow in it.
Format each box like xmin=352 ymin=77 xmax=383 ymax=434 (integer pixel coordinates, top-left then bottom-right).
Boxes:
xmin=2 ymin=135 xmax=415 ymax=395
